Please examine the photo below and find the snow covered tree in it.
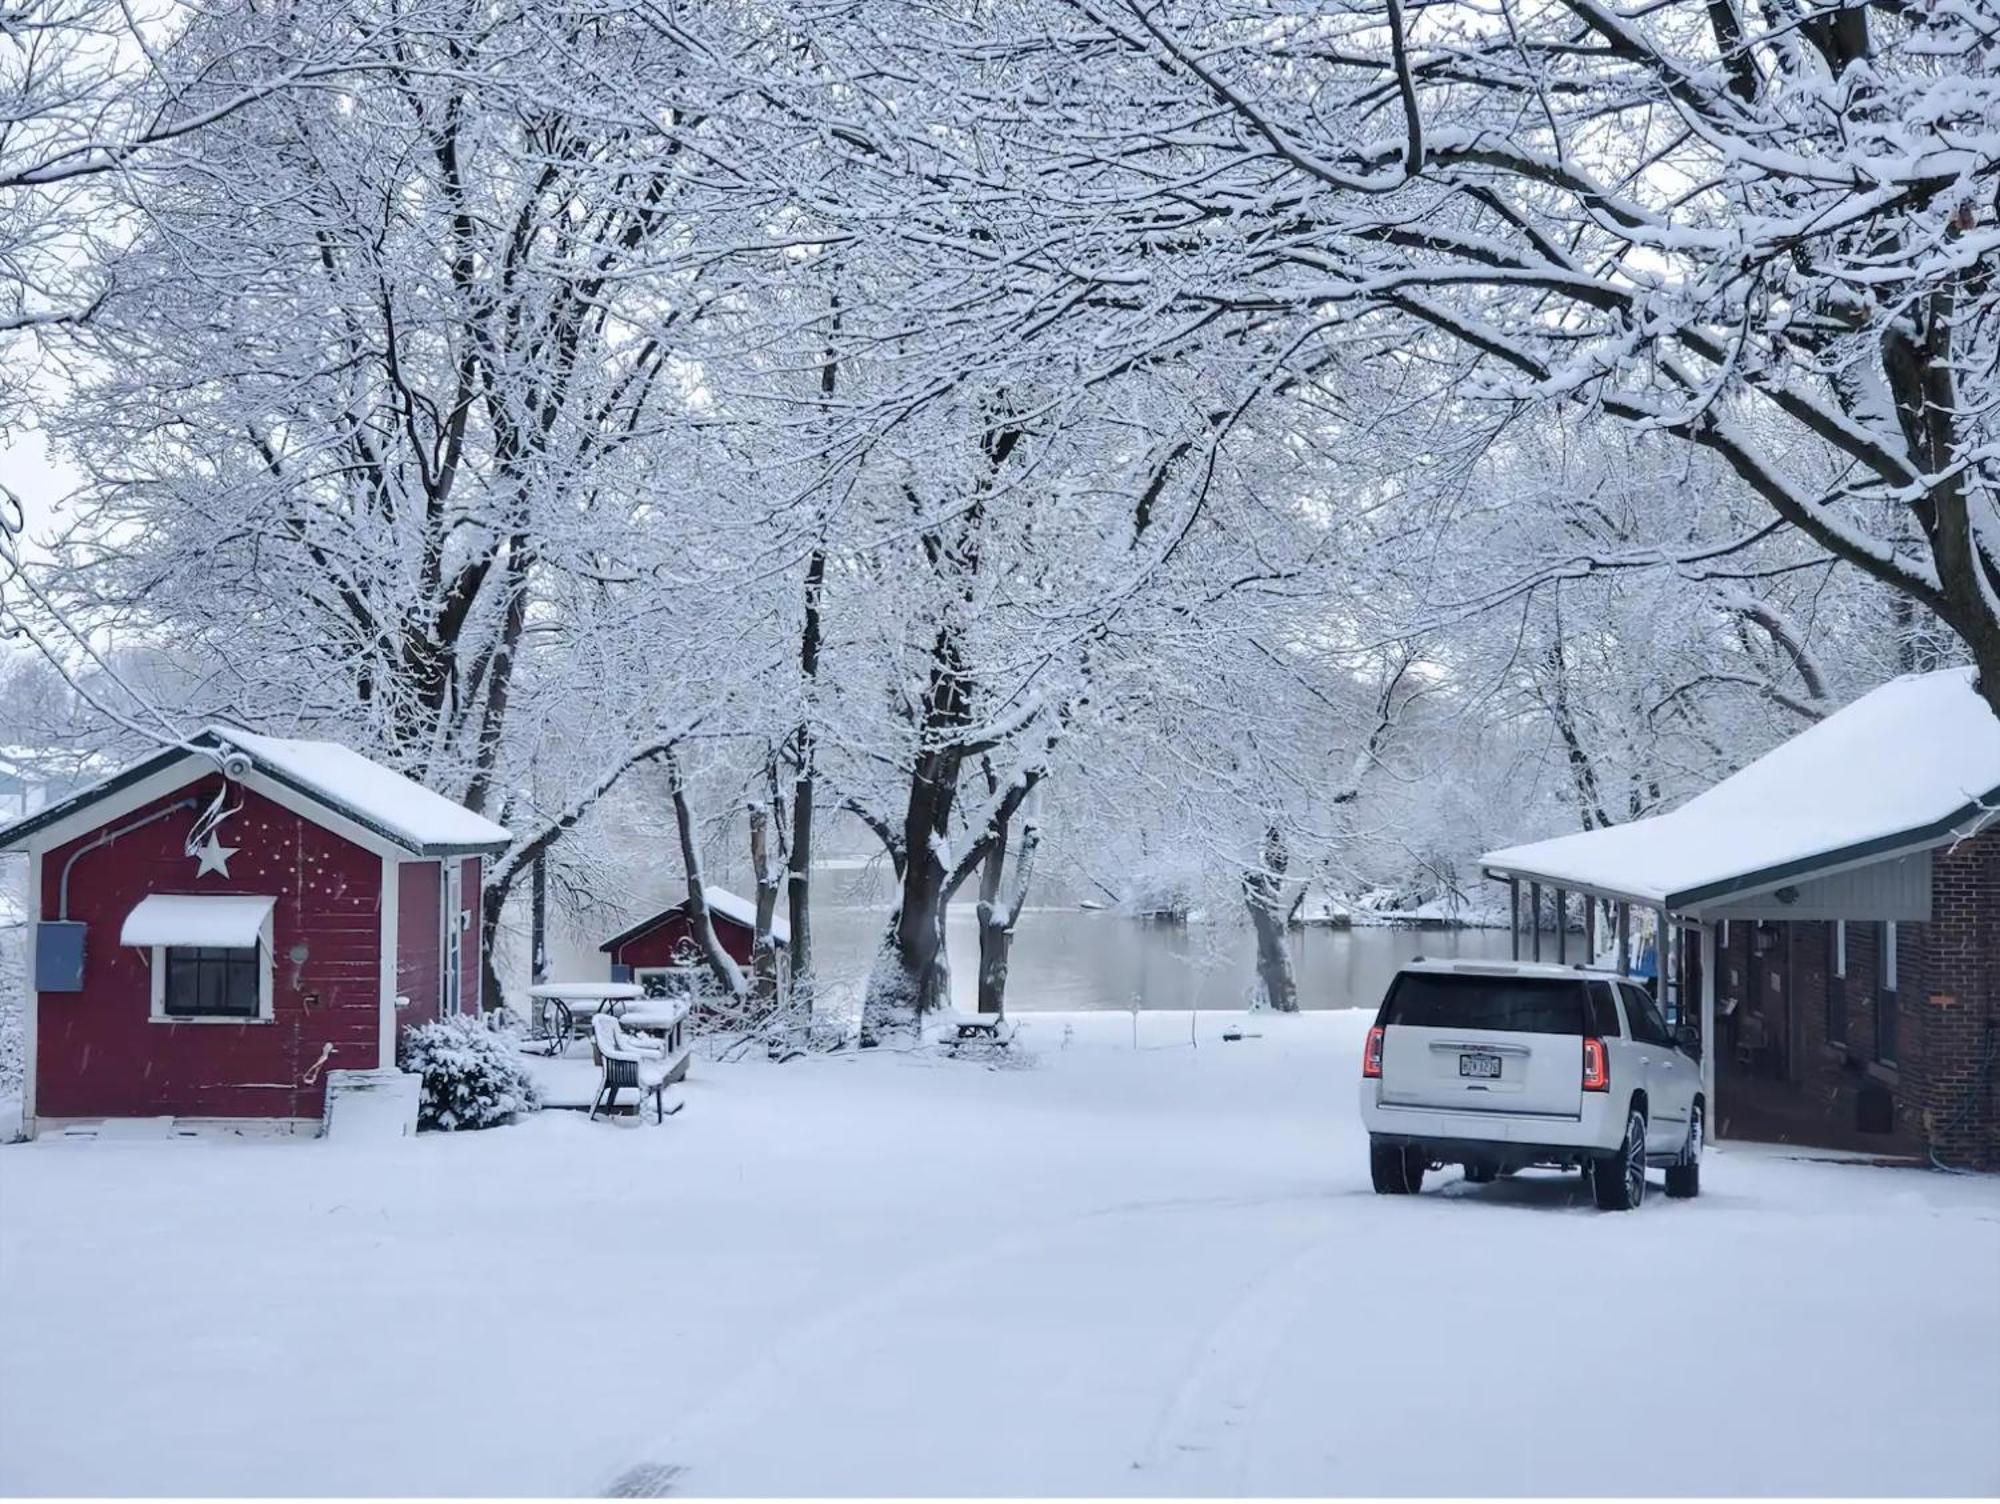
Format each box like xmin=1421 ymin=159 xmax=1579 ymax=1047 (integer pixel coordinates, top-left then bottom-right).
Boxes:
xmin=982 ymin=0 xmax=1998 ymax=712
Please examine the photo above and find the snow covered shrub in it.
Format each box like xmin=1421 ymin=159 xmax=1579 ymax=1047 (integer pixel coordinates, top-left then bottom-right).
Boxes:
xmin=399 ymin=1016 xmax=540 ymax=1131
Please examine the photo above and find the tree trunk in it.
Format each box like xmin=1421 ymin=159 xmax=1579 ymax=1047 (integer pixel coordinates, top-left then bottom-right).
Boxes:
xmin=667 ymin=751 xmax=747 ymax=1006
xmin=974 ymin=801 xmax=1040 ymax=1017
xmin=529 ymin=852 xmax=548 ymax=984
xmin=480 ymin=881 xmax=506 ymax=1018
xmin=787 ymin=542 xmax=825 ymax=1012
xmin=748 ymin=802 xmax=783 ymax=1019
xmin=860 ymin=748 xmax=959 ymax=1043
xmin=1244 ymin=824 xmax=1298 ymax=1013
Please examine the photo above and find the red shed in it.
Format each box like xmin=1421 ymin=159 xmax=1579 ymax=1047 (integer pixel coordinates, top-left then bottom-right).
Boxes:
xmin=601 ymin=887 xmax=788 ymax=991
xmin=0 ymin=728 xmax=509 ymax=1138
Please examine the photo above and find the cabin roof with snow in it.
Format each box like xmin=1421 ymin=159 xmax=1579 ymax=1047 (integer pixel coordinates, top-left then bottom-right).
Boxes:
xmin=600 ymin=885 xmax=790 ymax=952
xmin=1481 ymin=668 xmax=2000 ymax=910
xmin=0 ymin=727 xmax=510 ymax=857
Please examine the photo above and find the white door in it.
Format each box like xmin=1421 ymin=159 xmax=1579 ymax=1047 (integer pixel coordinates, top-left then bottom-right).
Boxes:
xmin=1621 ymin=983 xmax=1693 ymax=1150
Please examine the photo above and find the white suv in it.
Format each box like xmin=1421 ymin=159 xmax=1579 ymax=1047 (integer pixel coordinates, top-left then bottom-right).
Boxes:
xmin=1357 ymin=959 xmax=1704 ymax=1210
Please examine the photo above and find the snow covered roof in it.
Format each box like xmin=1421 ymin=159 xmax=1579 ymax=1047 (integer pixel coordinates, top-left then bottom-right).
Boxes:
xmin=0 ymin=728 xmax=510 ymax=857
xmin=121 ymin=893 xmax=275 ymax=948
xmin=1483 ymin=668 xmax=2000 ymax=909
xmin=601 ymin=885 xmax=790 ymax=951
xmin=209 ymin=728 xmax=509 ymax=854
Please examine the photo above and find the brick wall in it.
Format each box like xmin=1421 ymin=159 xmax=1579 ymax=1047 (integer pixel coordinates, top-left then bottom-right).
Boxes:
xmin=1922 ymin=831 xmax=2000 ymax=1169
xmin=1708 ymin=832 xmax=2000 ymax=1168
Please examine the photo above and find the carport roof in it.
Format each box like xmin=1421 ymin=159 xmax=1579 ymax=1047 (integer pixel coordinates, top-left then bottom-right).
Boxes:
xmin=1482 ymin=668 xmax=2000 ymax=910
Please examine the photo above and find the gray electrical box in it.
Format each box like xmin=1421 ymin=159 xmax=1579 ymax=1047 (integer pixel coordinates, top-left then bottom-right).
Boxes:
xmin=610 ymin=964 xmax=634 ymax=984
xmin=36 ymin=921 xmax=87 ymax=992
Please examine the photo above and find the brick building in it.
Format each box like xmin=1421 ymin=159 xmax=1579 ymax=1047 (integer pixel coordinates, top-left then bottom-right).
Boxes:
xmin=1484 ymin=668 xmax=2000 ymax=1169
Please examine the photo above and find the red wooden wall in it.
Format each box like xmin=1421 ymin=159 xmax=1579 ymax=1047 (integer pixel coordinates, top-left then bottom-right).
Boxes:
xmin=36 ymin=776 xmax=381 ymax=1121
xmin=611 ymin=909 xmax=756 ymax=972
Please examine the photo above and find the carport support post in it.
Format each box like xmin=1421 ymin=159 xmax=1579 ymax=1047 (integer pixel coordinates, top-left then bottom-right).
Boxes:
xmin=1617 ymin=903 xmax=1630 ymax=975
xmin=1555 ymin=888 xmax=1567 ymax=964
xmin=1699 ymin=920 xmax=1717 ymax=1121
xmin=1530 ymin=883 xmax=1542 ymax=961
xmin=1510 ymin=879 xmax=1521 ymax=960
xmin=1658 ymin=905 xmax=1674 ymax=1021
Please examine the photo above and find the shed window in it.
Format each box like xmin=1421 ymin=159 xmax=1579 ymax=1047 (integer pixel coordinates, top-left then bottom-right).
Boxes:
xmin=1826 ymin=924 xmax=1847 ymax=1046
xmin=162 ymin=946 xmax=262 ymax=1020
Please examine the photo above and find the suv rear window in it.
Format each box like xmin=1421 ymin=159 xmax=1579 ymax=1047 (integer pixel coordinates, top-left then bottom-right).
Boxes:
xmin=1379 ymin=972 xmax=1588 ymax=1036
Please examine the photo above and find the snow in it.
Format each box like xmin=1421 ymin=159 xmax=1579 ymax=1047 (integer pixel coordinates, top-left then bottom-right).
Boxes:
xmin=2 ymin=1010 xmax=1995 ymax=1496
xmin=1483 ymin=668 xmax=2000 ymax=905
xmin=527 ymin=981 xmax=648 ymax=1001
xmin=118 ymin=893 xmax=274 ymax=948
xmin=209 ymin=726 xmax=511 ymax=853
xmin=696 ymin=883 xmax=790 ymax=944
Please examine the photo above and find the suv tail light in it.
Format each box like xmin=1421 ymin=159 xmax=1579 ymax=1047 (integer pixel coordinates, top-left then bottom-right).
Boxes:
xmin=1582 ymin=1037 xmax=1610 ymax=1092
xmin=1362 ymin=1026 xmax=1385 ymax=1079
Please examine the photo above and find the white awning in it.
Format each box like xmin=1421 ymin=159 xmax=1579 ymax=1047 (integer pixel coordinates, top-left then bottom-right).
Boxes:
xmin=120 ymin=894 xmax=275 ymax=948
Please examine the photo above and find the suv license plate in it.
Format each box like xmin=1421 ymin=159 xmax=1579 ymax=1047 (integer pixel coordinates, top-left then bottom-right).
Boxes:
xmin=1459 ymin=1052 xmax=1502 ymax=1079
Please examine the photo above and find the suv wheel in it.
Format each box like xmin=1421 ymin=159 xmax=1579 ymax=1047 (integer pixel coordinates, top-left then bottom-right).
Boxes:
xmin=1665 ymin=1103 xmax=1702 ymax=1199
xmin=1370 ymin=1141 xmax=1426 ymax=1195
xmin=1462 ymin=1165 xmax=1497 ymax=1184
xmin=1591 ymin=1108 xmax=1648 ymax=1211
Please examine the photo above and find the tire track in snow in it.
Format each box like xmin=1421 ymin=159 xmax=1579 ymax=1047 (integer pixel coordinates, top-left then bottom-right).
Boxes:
xmin=591 ymin=1198 xmax=1157 ymax=1495
xmin=1128 ymin=1206 xmax=1347 ymax=1494
xmin=594 ymin=1187 xmax=1338 ymax=1496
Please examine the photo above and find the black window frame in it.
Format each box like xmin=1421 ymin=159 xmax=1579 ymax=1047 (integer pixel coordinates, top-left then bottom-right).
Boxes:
xmin=161 ymin=944 xmax=263 ymax=1021
xmin=1825 ymin=922 xmax=1848 ymax=1047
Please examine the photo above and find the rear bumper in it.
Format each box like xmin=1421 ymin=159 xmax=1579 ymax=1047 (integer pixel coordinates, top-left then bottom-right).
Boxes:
xmin=1358 ymin=1089 xmax=1624 ymax=1159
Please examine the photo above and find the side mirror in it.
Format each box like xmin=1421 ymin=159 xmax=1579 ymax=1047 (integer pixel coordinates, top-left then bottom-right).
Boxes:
xmin=1674 ymin=1024 xmax=1701 ymax=1055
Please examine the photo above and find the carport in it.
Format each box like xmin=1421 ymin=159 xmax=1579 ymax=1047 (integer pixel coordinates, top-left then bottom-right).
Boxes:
xmin=1480 ymin=669 xmax=2000 ymax=1153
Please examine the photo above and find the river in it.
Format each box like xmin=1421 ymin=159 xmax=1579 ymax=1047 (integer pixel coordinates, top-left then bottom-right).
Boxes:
xmin=543 ymin=897 xmax=1531 ymax=1014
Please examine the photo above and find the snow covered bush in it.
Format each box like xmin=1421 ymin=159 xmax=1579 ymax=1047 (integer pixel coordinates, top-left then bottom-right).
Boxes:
xmin=399 ymin=1016 xmax=540 ymax=1131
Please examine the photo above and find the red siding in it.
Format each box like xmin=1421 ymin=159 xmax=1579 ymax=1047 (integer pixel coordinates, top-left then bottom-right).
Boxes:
xmin=397 ymin=860 xmax=441 ymax=1028
xmin=37 ymin=776 xmax=381 ymax=1121
xmin=612 ymin=909 xmax=756 ymax=972
xmin=459 ymin=856 xmax=481 ymax=1014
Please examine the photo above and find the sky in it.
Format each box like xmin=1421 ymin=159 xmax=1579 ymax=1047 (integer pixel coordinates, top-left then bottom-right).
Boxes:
xmin=1 ymin=428 xmax=79 ymax=566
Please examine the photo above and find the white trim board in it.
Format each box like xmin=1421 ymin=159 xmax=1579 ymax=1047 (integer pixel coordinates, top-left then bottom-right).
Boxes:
xmin=21 ymin=755 xmax=410 ymax=867
xmin=379 ymin=855 xmax=400 ymax=1069
xmin=21 ymin=848 xmax=40 ymax=1137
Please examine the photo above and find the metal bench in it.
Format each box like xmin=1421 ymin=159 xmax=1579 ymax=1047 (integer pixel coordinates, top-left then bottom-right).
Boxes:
xmin=589 ymin=1013 xmax=685 ymax=1123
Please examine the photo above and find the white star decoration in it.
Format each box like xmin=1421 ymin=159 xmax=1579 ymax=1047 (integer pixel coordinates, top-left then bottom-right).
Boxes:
xmin=192 ymin=832 xmax=238 ymax=878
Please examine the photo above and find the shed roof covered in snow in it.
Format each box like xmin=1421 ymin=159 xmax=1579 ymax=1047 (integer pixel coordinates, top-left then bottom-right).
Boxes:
xmin=1482 ymin=668 xmax=2000 ymax=910
xmin=0 ymin=727 xmax=510 ymax=857
xmin=600 ymin=885 xmax=790 ymax=951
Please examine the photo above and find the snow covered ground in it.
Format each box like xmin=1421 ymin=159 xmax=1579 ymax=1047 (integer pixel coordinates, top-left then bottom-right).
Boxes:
xmin=2 ymin=1010 xmax=1996 ymax=1497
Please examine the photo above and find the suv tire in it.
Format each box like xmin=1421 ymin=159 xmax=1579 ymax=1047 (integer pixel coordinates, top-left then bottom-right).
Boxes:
xmin=1462 ymin=1165 xmax=1497 ymax=1184
xmin=1665 ymin=1102 xmax=1702 ymax=1199
xmin=1591 ymin=1108 xmax=1648 ymax=1211
xmin=1370 ymin=1141 xmax=1426 ymax=1195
